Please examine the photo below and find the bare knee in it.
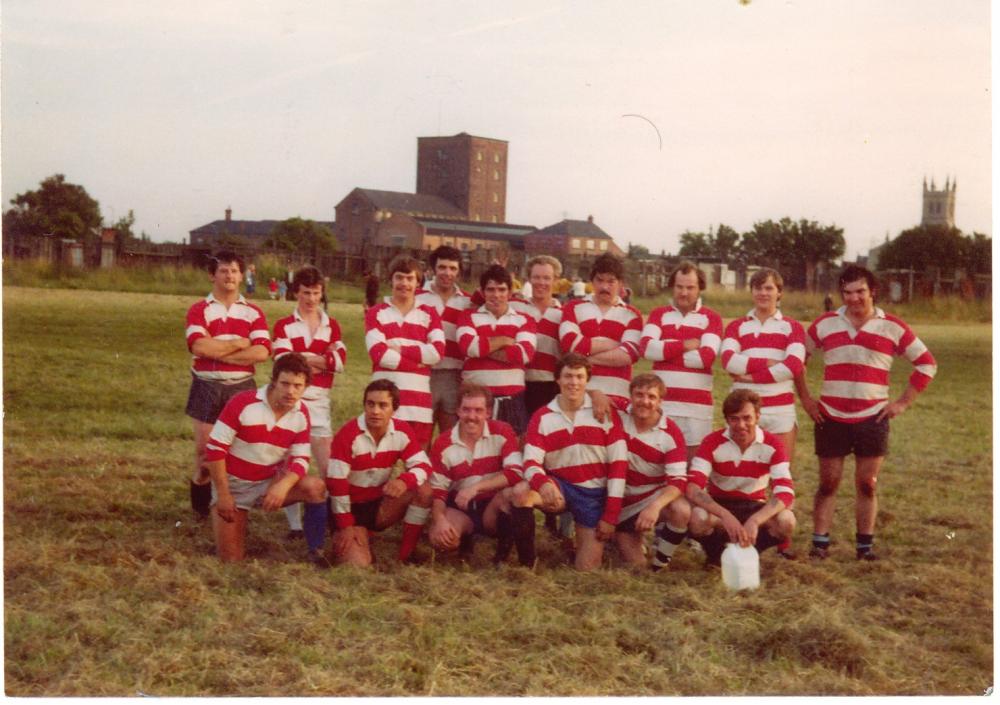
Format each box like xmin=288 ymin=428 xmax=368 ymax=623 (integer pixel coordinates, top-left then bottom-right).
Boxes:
xmin=300 ymin=477 xmax=327 ymax=504
xmin=856 ymin=476 xmax=878 ymax=499
xmin=687 ymin=507 xmax=712 ymax=536
xmin=665 ymin=498 xmax=691 ymax=527
xmin=773 ymin=509 xmax=796 ymax=539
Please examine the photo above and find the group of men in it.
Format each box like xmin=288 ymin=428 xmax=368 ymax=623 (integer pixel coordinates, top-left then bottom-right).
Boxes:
xmin=184 ymin=245 xmax=936 ymax=571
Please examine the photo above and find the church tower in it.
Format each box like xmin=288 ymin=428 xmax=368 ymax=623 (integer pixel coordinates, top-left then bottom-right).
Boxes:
xmin=921 ymin=176 xmax=956 ymax=228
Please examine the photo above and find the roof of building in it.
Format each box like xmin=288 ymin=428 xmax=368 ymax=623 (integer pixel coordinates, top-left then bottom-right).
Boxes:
xmin=189 ymin=220 xmax=334 ymax=237
xmin=417 ymin=132 xmax=508 ymax=144
xmin=352 ymin=188 xmax=465 ymax=218
xmin=530 ymin=218 xmax=614 ymax=239
xmin=416 ymin=217 xmax=535 ymax=243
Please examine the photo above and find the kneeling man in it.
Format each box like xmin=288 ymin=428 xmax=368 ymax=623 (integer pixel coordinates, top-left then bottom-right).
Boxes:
xmin=686 ymin=389 xmax=795 ymax=566
xmin=615 ymin=373 xmax=691 ymax=570
xmin=206 ymin=353 xmax=328 ymax=563
xmin=427 ymin=384 xmax=523 ymax=557
xmin=327 ymin=380 xmax=434 ymax=566
xmin=516 ymin=353 xmax=628 ymax=571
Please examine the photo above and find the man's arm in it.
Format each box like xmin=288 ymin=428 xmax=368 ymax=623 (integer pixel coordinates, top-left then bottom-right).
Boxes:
xmin=686 ymin=482 xmax=747 ymax=546
xmin=455 ymin=473 xmax=512 ymax=509
xmin=634 ymin=485 xmax=682 ymax=532
xmin=205 ymin=458 xmax=235 ymax=522
xmin=639 ymin=310 xmax=686 ymax=363
xmin=682 ymin=313 xmax=722 ymax=370
xmin=221 ymin=343 xmax=270 ymax=365
xmin=191 ymin=337 xmax=250 ymax=360
xmin=794 ymin=371 xmax=822 ymax=423
xmin=879 ymin=323 xmax=937 ymax=420
xmin=261 ymin=471 xmax=302 ymax=511
xmin=743 ymin=496 xmax=788 ymax=546
xmin=364 ymin=306 xmax=403 ymax=370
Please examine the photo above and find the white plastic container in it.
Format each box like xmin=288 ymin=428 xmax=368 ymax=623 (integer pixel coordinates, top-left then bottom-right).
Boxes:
xmin=721 ymin=543 xmax=760 ymax=591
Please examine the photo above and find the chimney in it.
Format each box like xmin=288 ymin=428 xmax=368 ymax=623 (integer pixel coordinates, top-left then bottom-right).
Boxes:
xmin=225 ymin=207 xmax=232 ymax=222
xmin=587 ymin=214 xmax=594 ymax=223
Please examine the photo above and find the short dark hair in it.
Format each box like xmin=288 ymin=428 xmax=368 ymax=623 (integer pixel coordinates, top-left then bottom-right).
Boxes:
xmin=430 ymin=245 xmax=462 ymax=269
xmin=271 ymin=352 xmax=312 ymax=386
xmin=838 ymin=264 xmax=878 ymax=297
xmin=292 ymin=265 xmax=324 ymax=294
xmin=457 ymin=382 xmax=494 ymax=411
xmin=629 ymin=372 xmax=665 ymax=397
xmin=590 ymin=253 xmax=624 ymax=282
xmin=210 ymin=250 xmax=245 ymax=274
xmin=749 ymin=267 xmax=783 ymax=292
xmin=668 ymin=261 xmax=706 ymax=290
xmin=388 ymin=256 xmax=423 ymax=280
xmin=480 ymin=264 xmax=512 ymax=291
xmin=555 ymin=352 xmax=592 ymax=381
xmin=722 ymin=388 xmax=761 ymax=417
xmin=364 ymin=378 xmax=400 ymax=410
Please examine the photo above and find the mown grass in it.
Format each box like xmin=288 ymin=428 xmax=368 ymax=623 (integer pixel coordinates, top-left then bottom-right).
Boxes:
xmin=2 ymin=286 xmax=992 ymax=695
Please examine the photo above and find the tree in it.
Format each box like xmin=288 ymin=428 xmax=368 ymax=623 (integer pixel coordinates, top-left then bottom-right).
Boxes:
xmin=739 ymin=218 xmax=797 ymax=268
xmin=793 ymin=219 xmax=845 ymax=291
xmin=739 ymin=218 xmax=843 ymax=290
xmin=712 ymin=224 xmax=740 ymax=264
xmin=678 ymin=230 xmax=712 ymax=257
xmin=878 ymin=225 xmax=982 ymax=276
xmin=3 ymin=174 xmax=102 ymax=256
xmin=265 ymin=217 xmax=337 ymax=259
xmin=628 ymin=243 xmax=651 ymax=258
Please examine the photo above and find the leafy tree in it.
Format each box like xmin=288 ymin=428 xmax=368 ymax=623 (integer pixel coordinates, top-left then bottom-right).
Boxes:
xmin=878 ymin=225 xmax=986 ymax=276
xmin=739 ymin=218 xmax=843 ymax=290
xmin=793 ymin=219 xmax=845 ymax=291
xmin=265 ymin=217 xmax=337 ymax=259
xmin=712 ymin=224 xmax=740 ymax=263
xmin=678 ymin=230 xmax=712 ymax=257
xmin=628 ymin=243 xmax=651 ymax=257
xmin=738 ymin=218 xmax=797 ymax=268
xmin=3 ymin=175 xmax=103 ymax=259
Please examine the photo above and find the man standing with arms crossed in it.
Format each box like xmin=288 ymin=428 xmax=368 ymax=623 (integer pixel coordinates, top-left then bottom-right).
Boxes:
xmin=798 ymin=265 xmax=936 ymax=561
xmin=510 ymin=255 xmax=564 ymax=417
xmin=640 ymin=261 xmax=722 ymax=460
xmin=417 ymin=245 xmax=472 ymax=436
xmin=185 ymin=251 xmax=271 ymax=518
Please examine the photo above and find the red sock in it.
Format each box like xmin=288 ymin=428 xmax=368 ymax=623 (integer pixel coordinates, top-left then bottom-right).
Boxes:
xmin=778 ymin=538 xmax=791 ymax=552
xmin=398 ymin=522 xmax=423 ymax=561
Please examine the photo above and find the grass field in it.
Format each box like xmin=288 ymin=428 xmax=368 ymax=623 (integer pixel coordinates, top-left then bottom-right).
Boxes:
xmin=2 ymin=286 xmax=992 ymax=695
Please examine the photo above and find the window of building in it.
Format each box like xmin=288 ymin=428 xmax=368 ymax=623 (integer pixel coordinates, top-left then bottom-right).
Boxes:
xmin=473 ymin=213 xmax=480 ymax=221
xmin=494 ymin=153 xmax=500 ymax=163
xmin=599 ymin=240 xmax=608 ymax=251
xmin=571 ymin=238 xmax=581 ymax=249
xmin=586 ymin=240 xmax=595 ymax=249
xmin=491 ymin=215 xmax=497 ymax=223
xmin=351 ymin=203 xmax=360 ymax=216
xmin=492 ymin=192 xmax=498 ymax=203
xmin=391 ymin=235 xmax=406 ymax=247
xmin=477 ymin=151 xmax=483 ymax=161
xmin=493 ymin=169 xmax=500 ymax=181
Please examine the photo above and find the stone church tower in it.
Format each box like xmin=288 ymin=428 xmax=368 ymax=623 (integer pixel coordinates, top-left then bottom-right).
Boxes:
xmin=921 ymin=176 xmax=956 ymax=228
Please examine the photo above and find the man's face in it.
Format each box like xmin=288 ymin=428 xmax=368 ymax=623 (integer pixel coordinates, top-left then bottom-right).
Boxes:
xmin=296 ymin=284 xmax=323 ymax=313
xmin=592 ymin=272 xmax=620 ymax=306
xmin=529 ymin=263 xmax=556 ymax=300
xmin=482 ymin=279 xmax=510 ymax=316
xmin=457 ymin=394 xmax=489 ymax=439
xmin=364 ymin=391 xmax=395 ymax=432
xmin=391 ymin=270 xmax=419 ymax=301
xmin=557 ymin=365 xmax=589 ymax=405
xmin=841 ymin=278 xmax=874 ymax=317
xmin=629 ymin=384 xmax=662 ymax=425
xmin=270 ymin=371 xmax=308 ymax=413
xmin=672 ymin=270 xmax=700 ymax=313
xmin=434 ymin=259 xmax=461 ymax=291
xmin=212 ymin=261 xmax=243 ymax=294
xmin=752 ymin=276 xmax=780 ymax=313
xmin=725 ymin=401 xmax=760 ymax=448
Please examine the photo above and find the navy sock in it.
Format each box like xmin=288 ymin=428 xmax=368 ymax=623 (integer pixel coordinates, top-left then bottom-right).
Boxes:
xmin=303 ymin=501 xmax=328 ymax=553
xmin=190 ymin=480 xmax=212 ymax=517
xmin=812 ymin=532 xmax=831 ymax=549
xmin=856 ymin=532 xmax=874 ymax=555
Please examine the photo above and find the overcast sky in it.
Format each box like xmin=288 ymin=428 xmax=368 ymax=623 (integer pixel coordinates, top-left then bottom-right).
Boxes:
xmin=1 ymin=1 xmax=991 ymax=260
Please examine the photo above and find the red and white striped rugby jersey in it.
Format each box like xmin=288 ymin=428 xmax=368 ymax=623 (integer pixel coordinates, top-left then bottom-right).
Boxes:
xmin=272 ymin=309 xmax=346 ymax=397
xmin=510 ymin=296 xmax=563 ymax=383
xmin=186 ymin=294 xmax=271 ymax=382
xmin=721 ymin=310 xmax=806 ymax=416
xmin=428 ymin=419 xmax=523 ymax=503
xmin=364 ymin=302 xmax=445 ymax=425
xmin=617 ymin=409 xmax=688 ymax=521
xmin=522 ymin=396 xmax=629 ymax=526
xmin=416 ymin=286 xmax=473 ymax=371
xmin=326 ymin=416 xmax=432 ymax=529
xmin=805 ymin=306 xmax=937 ymax=423
xmin=205 ymin=387 xmax=311 ymax=481
xmin=456 ymin=305 xmax=537 ymax=398
xmin=559 ymin=296 xmax=643 ymax=408
xmin=639 ymin=300 xmax=722 ymax=420
xmin=689 ymin=427 xmax=793 ymax=507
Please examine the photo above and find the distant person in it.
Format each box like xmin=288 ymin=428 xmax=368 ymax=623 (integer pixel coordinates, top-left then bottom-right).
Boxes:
xmin=327 ymin=380 xmax=434 ymax=565
xmin=559 ymin=253 xmax=643 ymax=409
xmin=245 ymin=263 xmax=256 ymax=297
xmin=185 ymin=251 xmax=270 ymax=518
xmin=205 ymin=353 xmax=328 ymax=563
xmin=571 ymin=277 xmax=586 ymax=299
xmin=823 ymin=291 xmax=834 ymax=312
xmin=615 ymin=374 xmax=690 ymax=570
xmin=456 ymin=265 xmax=536 ymax=437
xmin=321 ymin=276 xmax=330 ymax=312
xmin=686 ymin=389 xmax=796 ymax=567
xmin=510 ymin=255 xmax=565 ymax=417
xmin=268 ymin=278 xmax=279 ymax=300
xmin=365 ymin=256 xmax=445 ymax=448
xmin=639 ymin=261 xmax=722 ymax=460
xmin=797 ymin=265 xmax=936 ymax=561
xmin=364 ymin=270 xmax=380 ymax=310
xmin=427 ymin=383 xmax=523 ymax=560
xmin=278 ymin=279 xmax=288 ymax=301
xmin=721 ymin=267 xmax=805 ymax=559
xmin=272 ymin=266 xmax=347 ymax=541
xmin=416 ymin=246 xmax=473 ymax=436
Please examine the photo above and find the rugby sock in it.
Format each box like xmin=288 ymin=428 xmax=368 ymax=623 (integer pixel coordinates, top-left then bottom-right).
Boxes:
xmin=190 ymin=480 xmax=212 ymax=518
xmin=699 ymin=532 xmax=726 ymax=566
xmin=777 ymin=538 xmax=792 ymax=553
xmin=493 ymin=511 xmax=514 ymax=564
xmin=855 ymin=533 xmax=874 ymax=557
xmin=812 ymin=532 xmax=831 ymax=550
xmin=754 ymin=530 xmax=782 ymax=553
xmin=650 ymin=522 xmax=687 ymax=570
xmin=303 ymin=502 xmax=327 ymax=553
xmin=398 ymin=504 xmax=430 ymax=561
xmin=510 ymin=507 xmax=537 ymax=567
xmin=284 ymin=503 xmax=303 ymax=531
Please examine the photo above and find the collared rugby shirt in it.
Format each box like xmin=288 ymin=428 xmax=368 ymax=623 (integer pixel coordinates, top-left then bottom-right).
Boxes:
xmin=186 ymin=293 xmax=271 ymax=382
